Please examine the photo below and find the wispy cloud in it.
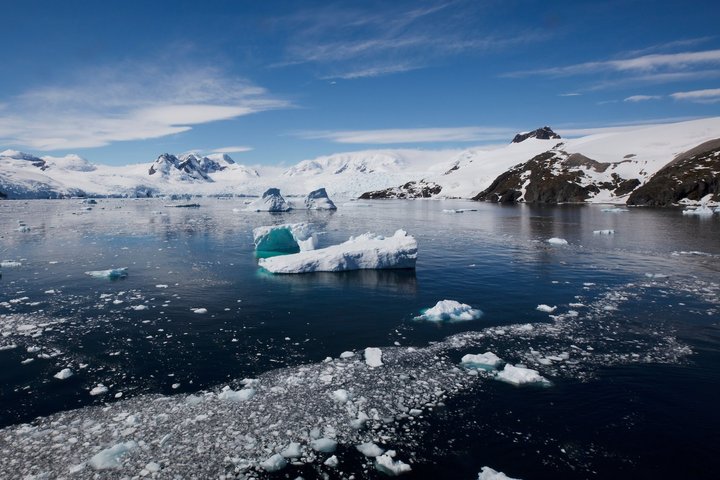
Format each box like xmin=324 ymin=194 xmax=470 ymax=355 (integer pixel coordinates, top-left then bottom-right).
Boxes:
xmin=558 ymin=93 xmax=582 ymax=97
xmin=274 ymin=1 xmax=548 ymax=79
xmin=504 ymin=49 xmax=720 ymax=78
xmin=670 ymin=87 xmax=720 ymax=103
xmin=295 ymin=126 xmax=516 ymax=144
xmin=624 ymin=95 xmax=662 ymax=102
xmin=0 ymin=62 xmax=289 ymax=150
xmin=211 ymin=146 xmax=253 ymax=154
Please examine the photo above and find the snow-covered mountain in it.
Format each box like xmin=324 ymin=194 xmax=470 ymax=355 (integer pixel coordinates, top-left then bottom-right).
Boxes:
xmin=1 ymin=117 xmax=719 ymax=204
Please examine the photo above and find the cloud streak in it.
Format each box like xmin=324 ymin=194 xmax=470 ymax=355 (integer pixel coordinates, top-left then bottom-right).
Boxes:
xmin=295 ymin=126 xmax=517 ymax=144
xmin=670 ymin=87 xmax=720 ymax=103
xmin=0 ymin=63 xmax=289 ymax=150
xmin=211 ymin=146 xmax=253 ymax=154
xmin=624 ymin=95 xmax=662 ymax=102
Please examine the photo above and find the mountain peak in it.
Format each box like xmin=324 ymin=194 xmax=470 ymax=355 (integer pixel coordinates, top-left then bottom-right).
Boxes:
xmin=512 ymin=127 xmax=561 ymax=143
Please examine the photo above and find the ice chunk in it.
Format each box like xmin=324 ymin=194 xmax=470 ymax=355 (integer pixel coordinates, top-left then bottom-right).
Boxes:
xmin=536 ymin=304 xmax=557 ymax=313
xmin=253 ymin=223 xmax=317 ymax=255
xmin=305 ymin=188 xmax=337 ymax=210
xmin=547 ymin=237 xmax=568 ymax=245
xmin=478 ymin=466 xmax=521 ymax=480
xmin=601 ymin=207 xmax=629 ymax=213
xmin=375 ymin=452 xmax=412 ymax=476
xmin=245 ymin=188 xmax=291 ymax=212
xmin=1 ymin=261 xmax=22 ymax=268
xmin=495 ymin=364 xmax=549 ymax=386
xmin=191 ymin=308 xmax=208 ymax=314
xmin=442 ymin=208 xmax=477 ymax=213
xmin=331 ymin=389 xmax=350 ymax=403
xmin=310 ymin=437 xmax=337 ymax=453
xmin=89 ymin=384 xmax=109 ymax=396
xmin=259 ymin=453 xmax=287 ymax=472
xmin=324 ymin=455 xmax=339 ymax=468
xmin=339 ymin=351 xmax=355 ymax=359
xmin=280 ymin=442 xmax=302 ymax=458
xmin=357 ymin=442 xmax=385 ymax=457
xmin=415 ymin=300 xmax=483 ymax=322
xmin=258 ymin=229 xmax=417 ymax=274
xmin=88 ymin=441 xmax=137 ymax=470
xmin=85 ymin=268 xmax=128 ymax=279
xmin=461 ymin=352 xmax=502 ymax=370
xmin=682 ymin=205 xmax=715 ymax=216
xmin=53 ymin=368 xmax=74 ymax=380
xmin=593 ymin=229 xmax=615 ymax=235
xmin=218 ymin=386 xmax=255 ymax=402
xmin=365 ymin=347 xmax=383 ymax=367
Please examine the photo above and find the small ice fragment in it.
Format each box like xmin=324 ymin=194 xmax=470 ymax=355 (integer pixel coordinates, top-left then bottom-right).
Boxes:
xmin=593 ymin=229 xmax=615 ymax=235
xmin=85 ymin=268 xmax=128 ymax=279
xmin=478 ymin=466 xmax=522 ymax=480
xmin=547 ymin=238 xmax=568 ymax=245
xmin=310 ymin=438 xmax=337 ymax=453
xmin=536 ymin=304 xmax=557 ymax=313
xmin=461 ymin=352 xmax=502 ymax=370
xmin=87 ymin=441 xmax=137 ymax=470
xmin=365 ymin=347 xmax=383 ymax=367
xmin=145 ymin=462 xmax=161 ymax=473
xmin=495 ymin=364 xmax=549 ymax=386
xmin=357 ymin=442 xmax=385 ymax=457
xmin=53 ymin=368 xmax=73 ymax=380
xmin=131 ymin=305 xmax=148 ymax=311
xmin=155 ymin=284 xmax=169 ymax=288
xmin=191 ymin=308 xmax=207 ymax=314
xmin=324 ymin=455 xmax=339 ymax=468
xmin=331 ymin=389 xmax=350 ymax=403
xmin=259 ymin=453 xmax=287 ymax=472
xmin=89 ymin=384 xmax=109 ymax=396
xmin=218 ymin=386 xmax=255 ymax=402
xmin=375 ymin=453 xmax=412 ymax=476
xmin=339 ymin=351 xmax=355 ymax=359
xmin=281 ymin=442 xmax=302 ymax=458
xmin=0 ymin=261 xmax=23 ymax=268
xmin=415 ymin=299 xmax=483 ymax=322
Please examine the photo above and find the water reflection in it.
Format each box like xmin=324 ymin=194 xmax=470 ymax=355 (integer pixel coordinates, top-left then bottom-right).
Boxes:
xmin=258 ymin=268 xmax=418 ymax=294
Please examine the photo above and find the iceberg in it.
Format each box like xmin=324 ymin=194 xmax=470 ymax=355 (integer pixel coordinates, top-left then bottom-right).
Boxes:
xmin=415 ymin=300 xmax=483 ymax=322
xmin=305 ymin=187 xmax=337 ymax=210
xmin=259 ymin=453 xmax=287 ymax=472
xmin=478 ymin=466 xmax=522 ymax=480
xmin=258 ymin=229 xmax=417 ymax=274
xmin=375 ymin=452 xmax=412 ymax=476
xmin=547 ymin=237 xmax=568 ymax=245
xmin=85 ymin=268 xmax=128 ymax=279
xmin=253 ymin=223 xmax=317 ymax=256
xmin=495 ymin=364 xmax=550 ymax=386
xmin=536 ymin=304 xmax=557 ymax=313
xmin=53 ymin=368 xmax=74 ymax=380
xmin=245 ymin=188 xmax=291 ymax=212
xmin=682 ymin=205 xmax=715 ymax=216
xmin=461 ymin=352 xmax=502 ymax=370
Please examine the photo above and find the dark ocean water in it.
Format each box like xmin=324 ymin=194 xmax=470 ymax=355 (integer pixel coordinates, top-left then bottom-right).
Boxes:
xmin=0 ymin=198 xmax=718 ymax=479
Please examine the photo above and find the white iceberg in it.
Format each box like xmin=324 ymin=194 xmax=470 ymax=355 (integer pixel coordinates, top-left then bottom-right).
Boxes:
xmin=53 ymin=368 xmax=74 ymax=380
xmin=536 ymin=304 xmax=557 ymax=313
xmin=365 ymin=347 xmax=383 ymax=367
xmin=495 ymin=364 xmax=549 ymax=386
xmin=375 ymin=452 xmax=412 ymax=476
xmin=478 ymin=466 xmax=522 ymax=480
xmin=258 ymin=229 xmax=417 ymax=274
xmin=85 ymin=268 xmax=128 ymax=279
xmin=245 ymin=188 xmax=291 ymax=212
xmin=415 ymin=300 xmax=483 ymax=322
xmin=310 ymin=438 xmax=337 ymax=453
xmin=461 ymin=352 xmax=502 ymax=370
xmin=682 ymin=205 xmax=715 ymax=216
xmin=89 ymin=384 xmax=109 ymax=396
xmin=253 ymin=223 xmax=317 ymax=255
xmin=305 ymin=187 xmax=337 ymax=210
xmin=547 ymin=237 xmax=568 ymax=245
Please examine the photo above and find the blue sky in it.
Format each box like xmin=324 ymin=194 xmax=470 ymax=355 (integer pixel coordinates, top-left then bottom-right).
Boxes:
xmin=1 ymin=0 xmax=719 ymax=166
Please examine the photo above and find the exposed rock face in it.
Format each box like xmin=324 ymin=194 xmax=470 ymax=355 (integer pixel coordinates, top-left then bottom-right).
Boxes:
xmin=149 ymin=153 xmax=211 ymax=180
xmin=473 ymin=148 xmax=640 ymax=204
xmin=512 ymin=127 xmax=561 ymax=143
xmin=627 ymin=139 xmax=720 ymax=206
xmin=359 ymin=181 xmax=442 ymax=199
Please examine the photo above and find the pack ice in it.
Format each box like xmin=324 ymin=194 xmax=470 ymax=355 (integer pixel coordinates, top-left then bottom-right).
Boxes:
xmin=253 ymin=223 xmax=318 ymax=255
xmin=245 ymin=188 xmax=291 ymax=212
xmin=258 ymin=229 xmax=417 ymax=274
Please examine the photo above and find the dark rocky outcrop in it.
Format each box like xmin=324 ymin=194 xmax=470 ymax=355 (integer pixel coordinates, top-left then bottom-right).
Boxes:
xmin=473 ymin=149 xmax=640 ymax=204
xmin=360 ymin=181 xmax=442 ymax=199
xmin=627 ymin=139 xmax=720 ymax=206
xmin=512 ymin=127 xmax=561 ymax=143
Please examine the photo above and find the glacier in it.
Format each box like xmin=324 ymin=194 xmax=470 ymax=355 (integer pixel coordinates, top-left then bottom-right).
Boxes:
xmin=258 ymin=230 xmax=417 ymax=274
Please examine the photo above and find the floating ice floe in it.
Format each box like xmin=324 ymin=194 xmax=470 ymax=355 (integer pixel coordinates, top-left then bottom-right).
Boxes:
xmin=415 ymin=300 xmax=483 ymax=322
xmin=0 ymin=261 xmax=22 ymax=268
xmin=85 ymin=268 xmax=128 ymax=279
xmin=478 ymin=466 xmax=522 ymax=480
xmin=259 ymin=453 xmax=287 ymax=472
xmin=494 ymin=364 xmax=550 ymax=386
xmin=375 ymin=451 xmax=412 ymax=476
xmin=461 ymin=352 xmax=502 ymax=370
xmin=253 ymin=223 xmax=318 ymax=255
xmin=365 ymin=347 xmax=383 ymax=367
xmin=245 ymin=188 xmax=291 ymax=212
xmin=442 ymin=208 xmax=477 ymax=213
xmin=218 ymin=386 xmax=255 ymax=402
xmin=536 ymin=304 xmax=557 ymax=313
xmin=89 ymin=384 xmax=109 ymax=396
xmin=305 ymin=188 xmax=337 ymax=210
xmin=601 ymin=207 xmax=629 ymax=213
xmin=593 ymin=229 xmax=615 ymax=235
xmin=311 ymin=438 xmax=337 ymax=453
xmin=53 ymin=368 xmax=74 ymax=380
xmin=357 ymin=442 xmax=385 ymax=457
xmin=258 ymin=229 xmax=417 ymax=274
xmin=191 ymin=307 xmax=208 ymax=314
xmin=547 ymin=237 xmax=568 ymax=245
xmin=682 ymin=205 xmax=715 ymax=216
xmin=88 ymin=441 xmax=138 ymax=470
